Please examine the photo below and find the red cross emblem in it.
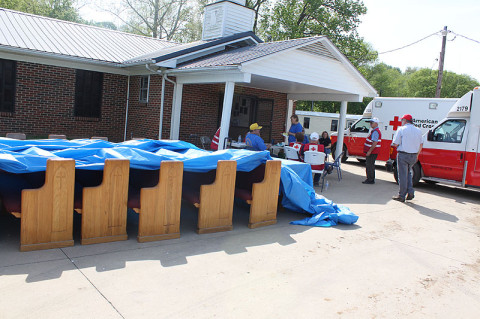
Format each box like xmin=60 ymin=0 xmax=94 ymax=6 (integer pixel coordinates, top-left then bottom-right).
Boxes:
xmin=309 ymin=145 xmax=318 ymax=152
xmin=389 ymin=116 xmax=402 ymax=131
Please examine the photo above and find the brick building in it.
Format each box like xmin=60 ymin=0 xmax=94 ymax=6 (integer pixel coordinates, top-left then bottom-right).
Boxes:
xmin=0 ymin=1 xmax=376 ymax=152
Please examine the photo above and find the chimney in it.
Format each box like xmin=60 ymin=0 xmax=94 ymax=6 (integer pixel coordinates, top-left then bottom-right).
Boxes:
xmin=202 ymin=0 xmax=255 ymax=41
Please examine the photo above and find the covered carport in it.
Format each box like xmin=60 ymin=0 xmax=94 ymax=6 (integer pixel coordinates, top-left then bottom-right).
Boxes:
xmin=158 ymin=36 xmax=377 ymax=155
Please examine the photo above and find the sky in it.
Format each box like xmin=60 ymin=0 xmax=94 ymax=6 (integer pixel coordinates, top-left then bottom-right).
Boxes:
xmin=79 ymin=0 xmax=480 ymax=81
xmin=358 ymin=0 xmax=480 ymax=81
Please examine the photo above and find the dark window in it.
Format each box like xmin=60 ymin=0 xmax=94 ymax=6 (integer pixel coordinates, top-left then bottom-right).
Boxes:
xmin=330 ymin=119 xmax=338 ymax=132
xmin=303 ymin=117 xmax=310 ymax=129
xmin=350 ymin=118 xmax=370 ymax=133
xmin=74 ymin=70 xmax=103 ymax=118
xmin=0 ymin=59 xmax=16 ymax=113
xmin=432 ymin=119 xmax=466 ymax=143
xmin=139 ymin=76 xmax=149 ymax=103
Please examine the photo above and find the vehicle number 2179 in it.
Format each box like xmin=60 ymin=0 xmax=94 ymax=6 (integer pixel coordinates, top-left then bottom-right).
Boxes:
xmin=456 ymin=106 xmax=469 ymax=112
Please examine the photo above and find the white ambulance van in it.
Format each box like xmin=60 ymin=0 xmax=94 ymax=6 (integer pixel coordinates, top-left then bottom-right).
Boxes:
xmin=391 ymin=87 xmax=480 ymax=188
xmin=296 ymin=111 xmax=361 ymax=136
xmin=331 ymin=97 xmax=458 ymax=162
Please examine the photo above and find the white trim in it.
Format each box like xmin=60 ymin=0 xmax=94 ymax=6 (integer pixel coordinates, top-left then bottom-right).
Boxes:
xmin=170 ymin=83 xmax=183 ymax=139
xmin=218 ymin=82 xmax=235 ymax=150
xmin=319 ymin=38 xmax=377 ymax=97
xmin=286 ymin=100 xmax=294 ymax=144
xmin=175 ymin=70 xmax=251 ymax=84
xmin=0 ymin=46 xmax=130 ymax=75
xmin=288 ymin=93 xmax=363 ymax=102
xmin=335 ymin=101 xmax=348 ymax=159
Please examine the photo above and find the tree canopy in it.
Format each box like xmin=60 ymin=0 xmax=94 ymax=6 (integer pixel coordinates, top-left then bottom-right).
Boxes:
xmin=259 ymin=0 xmax=377 ymax=67
xmin=0 ymin=0 xmax=82 ymax=22
xmin=297 ymin=64 xmax=480 ymax=115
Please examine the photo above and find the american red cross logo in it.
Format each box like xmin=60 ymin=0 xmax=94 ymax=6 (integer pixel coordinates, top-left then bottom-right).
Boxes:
xmin=389 ymin=116 xmax=402 ymax=131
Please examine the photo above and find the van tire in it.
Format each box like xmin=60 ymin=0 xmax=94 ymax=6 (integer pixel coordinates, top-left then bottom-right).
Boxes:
xmin=331 ymin=143 xmax=348 ymax=163
xmin=393 ymin=162 xmax=422 ymax=186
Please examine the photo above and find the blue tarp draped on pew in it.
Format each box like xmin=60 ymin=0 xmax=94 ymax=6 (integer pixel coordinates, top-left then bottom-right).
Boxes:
xmin=0 ymin=138 xmax=358 ymax=226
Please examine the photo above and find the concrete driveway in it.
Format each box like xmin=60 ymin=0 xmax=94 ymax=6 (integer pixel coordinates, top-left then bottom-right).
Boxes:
xmin=1 ymin=161 xmax=479 ymax=318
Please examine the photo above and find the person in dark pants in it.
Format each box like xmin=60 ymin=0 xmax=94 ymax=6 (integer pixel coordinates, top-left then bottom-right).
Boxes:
xmin=362 ymin=118 xmax=381 ymax=184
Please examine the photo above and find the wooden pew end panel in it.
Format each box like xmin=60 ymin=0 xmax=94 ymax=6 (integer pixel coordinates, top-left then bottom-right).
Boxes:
xmin=20 ymin=159 xmax=76 ymax=252
xmin=80 ymin=159 xmax=130 ymax=245
xmin=134 ymin=161 xmax=184 ymax=243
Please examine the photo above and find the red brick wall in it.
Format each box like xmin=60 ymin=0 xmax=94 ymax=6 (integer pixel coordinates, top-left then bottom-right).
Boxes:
xmin=0 ymin=61 xmax=128 ymax=141
xmin=125 ymin=74 xmax=174 ymax=140
xmin=2 ymin=60 xmax=289 ymax=145
xmin=178 ymin=84 xmax=288 ymax=146
xmin=125 ymin=82 xmax=289 ymax=147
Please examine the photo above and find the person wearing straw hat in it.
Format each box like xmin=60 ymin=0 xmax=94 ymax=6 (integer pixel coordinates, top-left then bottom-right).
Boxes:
xmin=245 ymin=123 xmax=271 ymax=151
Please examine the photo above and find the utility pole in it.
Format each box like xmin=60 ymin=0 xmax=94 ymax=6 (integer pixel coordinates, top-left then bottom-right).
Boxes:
xmin=435 ymin=26 xmax=448 ymax=98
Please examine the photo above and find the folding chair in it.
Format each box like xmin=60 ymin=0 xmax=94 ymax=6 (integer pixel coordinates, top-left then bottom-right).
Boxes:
xmin=304 ymin=151 xmax=328 ymax=191
xmin=200 ymin=136 xmax=211 ymax=150
xmin=284 ymin=146 xmax=299 ymax=161
xmin=327 ymin=151 xmax=344 ymax=181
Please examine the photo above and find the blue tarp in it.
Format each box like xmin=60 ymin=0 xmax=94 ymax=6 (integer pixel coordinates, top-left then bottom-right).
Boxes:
xmin=0 ymin=138 xmax=358 ymax=226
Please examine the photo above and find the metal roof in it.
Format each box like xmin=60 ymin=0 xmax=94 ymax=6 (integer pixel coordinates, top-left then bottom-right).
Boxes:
xmin=177 ymin=37 xmax=323 ymax=69
xmin=0 ymin=8 xmax=179 ymax=64
xmin=123 ymin=32 xmax=261 ymax=65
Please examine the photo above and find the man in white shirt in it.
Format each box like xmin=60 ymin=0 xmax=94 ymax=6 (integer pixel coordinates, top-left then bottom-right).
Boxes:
xmin=391 ymin=114 xmax=423 ymax=202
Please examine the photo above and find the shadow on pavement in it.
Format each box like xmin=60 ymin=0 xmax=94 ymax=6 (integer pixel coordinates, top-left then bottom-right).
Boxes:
xmin=406 ymin=202 xmax=459 ymax=223
xmin=0 ymin=200 xmax=352 ymax=282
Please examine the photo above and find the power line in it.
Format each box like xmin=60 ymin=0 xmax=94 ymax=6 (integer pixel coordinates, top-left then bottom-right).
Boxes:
xmin=378 ymin=30 xmax=442 ymax=54
xmin=450 ymin=31 xmax=480 ymax=45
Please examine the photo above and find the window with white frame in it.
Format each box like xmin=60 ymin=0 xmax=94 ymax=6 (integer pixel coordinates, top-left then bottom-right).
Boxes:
xmin=139 ymin=76 xmax=150 ymax=103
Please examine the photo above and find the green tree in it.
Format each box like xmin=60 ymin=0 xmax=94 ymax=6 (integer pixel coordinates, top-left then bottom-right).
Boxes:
xmin=0 ymin=0 xmax=82 ymax=22
xmin=359 ymin=63 xmax=405 ymax=97
xmin=259 ymin=0 xmax=377 ymax=67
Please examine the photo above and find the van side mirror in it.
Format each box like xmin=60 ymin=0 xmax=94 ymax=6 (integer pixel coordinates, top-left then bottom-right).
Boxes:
xmin=427 ymin=130 xmax=434 ymax=141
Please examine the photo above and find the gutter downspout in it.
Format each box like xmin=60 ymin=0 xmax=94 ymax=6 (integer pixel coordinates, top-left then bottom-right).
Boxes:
xmin=124 ymin=75 xmax=130 ymax=141
xmin=146 ymin=64 xmax=177 ymax=140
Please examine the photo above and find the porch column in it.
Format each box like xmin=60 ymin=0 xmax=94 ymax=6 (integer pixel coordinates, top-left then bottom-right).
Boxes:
xmin=285 ymin=99 xmax=294 ymax=144
xmin=218 ymin=81 xmax=235 ymax=150
xmin=335 ymin=101 xmax=348 ymax=159
xmin=170 ymin=83 xmax=183 ymax=140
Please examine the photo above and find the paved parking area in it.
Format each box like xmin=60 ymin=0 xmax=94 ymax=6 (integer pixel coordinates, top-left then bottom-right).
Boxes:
xmin=1 ymin=161 xmax=479 ymax=318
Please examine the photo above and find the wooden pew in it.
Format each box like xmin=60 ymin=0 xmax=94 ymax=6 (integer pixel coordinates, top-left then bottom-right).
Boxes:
xmin=0 ymin=159 xmax=75 ymax=251
xmin=183 ymin=160 xmax=237 ymax=234
xmin=128 ymin=161 xmax=184 ymax=242
xmin=235 ymin=160 xmax=282 ymax=229
xmin=75 ymin=159 xmax=130 ymax=245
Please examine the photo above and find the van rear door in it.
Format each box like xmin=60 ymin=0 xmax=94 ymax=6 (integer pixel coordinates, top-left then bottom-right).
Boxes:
xmin=421 ymin=119 xmax=469 ymax=181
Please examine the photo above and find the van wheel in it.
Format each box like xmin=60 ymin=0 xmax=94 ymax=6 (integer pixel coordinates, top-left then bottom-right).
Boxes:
xmin=393 ymin=162 xmax=422 ymax=186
